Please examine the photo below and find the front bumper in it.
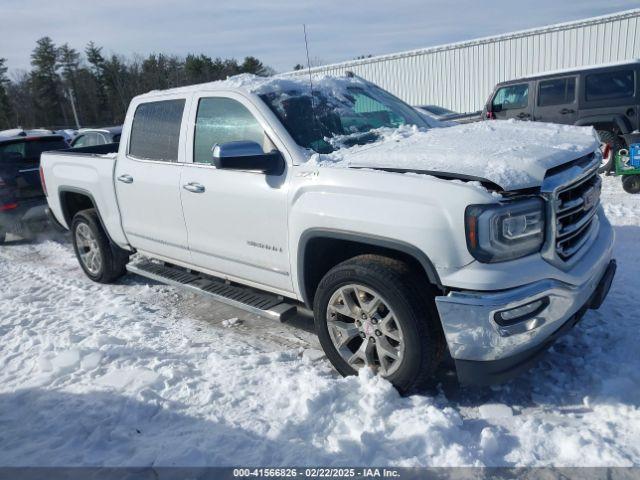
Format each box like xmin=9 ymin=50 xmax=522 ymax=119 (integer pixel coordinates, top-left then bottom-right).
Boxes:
xmin=435 ymin=221 xmax=615 ymax=385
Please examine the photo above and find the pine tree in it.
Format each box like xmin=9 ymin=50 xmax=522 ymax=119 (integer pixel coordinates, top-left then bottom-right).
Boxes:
xmin=58 ymin=44 xmax=81 ymax=127
xmin=30 ymin=37 xmax=64 ymax=126
xmin=0 ymin=58 xmax=14 ymax=129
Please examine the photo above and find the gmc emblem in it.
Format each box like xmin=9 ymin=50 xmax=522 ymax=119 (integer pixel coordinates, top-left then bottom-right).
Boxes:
xmin=583 ymin=186 xmax=599 ymax=211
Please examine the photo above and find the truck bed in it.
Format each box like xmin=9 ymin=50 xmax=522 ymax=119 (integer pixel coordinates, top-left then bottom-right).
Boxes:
xmin=40 ymin=143 xmax=129 ymax=248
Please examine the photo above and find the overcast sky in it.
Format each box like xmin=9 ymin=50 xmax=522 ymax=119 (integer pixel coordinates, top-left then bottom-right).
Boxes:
xmin=2 ymin=0 xmax=639 ymax=75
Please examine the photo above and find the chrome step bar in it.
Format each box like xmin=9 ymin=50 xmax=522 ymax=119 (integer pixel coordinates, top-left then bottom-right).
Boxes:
xmin=127 ymin=259 xmax=297 ymax=322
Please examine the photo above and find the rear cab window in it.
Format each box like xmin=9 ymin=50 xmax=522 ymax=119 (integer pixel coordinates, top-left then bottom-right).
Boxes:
xmin=129 ymin=99 xmax=186 ymax=162
xmin=0 ymin=137 xmax=68 ymax=162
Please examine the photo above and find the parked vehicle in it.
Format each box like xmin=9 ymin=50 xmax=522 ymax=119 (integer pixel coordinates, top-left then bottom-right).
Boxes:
xmin=416 ymin=105 xmax=457 ymax=118
xmin=0 ymin=132 xmax=69 ymax=242
xmin=416 ymin=105 xmax=481 ymax=124
xmin=41 ymin=74 xmax=616 ymax=391
xmin=483 ymin=60 xmax=640 ymax=173
xmin=70 ymin=126 xmax=122 ymax=148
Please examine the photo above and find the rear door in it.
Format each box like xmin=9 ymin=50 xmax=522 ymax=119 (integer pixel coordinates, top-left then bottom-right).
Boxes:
xmin=534 ymin=76 xmax=578 ymax=124
xmin=115 ymin=95 xmax=193 ymax=264
xmin=490 ymin=82 xmax=533 ymax=120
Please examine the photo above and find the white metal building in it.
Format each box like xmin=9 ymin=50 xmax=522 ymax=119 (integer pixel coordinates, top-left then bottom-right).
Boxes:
xmin=289 ymin=9 xmax=640 ymax=113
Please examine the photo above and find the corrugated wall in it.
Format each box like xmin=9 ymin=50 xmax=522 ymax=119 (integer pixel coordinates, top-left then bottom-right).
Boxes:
xmin=288 ymin=9 xmax=640 ymax=113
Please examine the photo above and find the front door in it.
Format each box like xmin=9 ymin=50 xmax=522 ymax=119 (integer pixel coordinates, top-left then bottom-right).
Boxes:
xmin=491 ymin=82 xmax=532 ymax=121
xmin=180 ymin=93 xmax=292 ymax=293
xmin=115 ymin=96 xmax=192 ymax=264
xmin=534 ymin=76 xmax=578 ymax=124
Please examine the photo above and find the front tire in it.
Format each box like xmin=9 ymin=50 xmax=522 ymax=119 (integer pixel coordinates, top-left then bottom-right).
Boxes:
xmin=313 ymin=254 xmax=445 ymax=394
xmin=71 ymin=209 xmax=129 ymax=283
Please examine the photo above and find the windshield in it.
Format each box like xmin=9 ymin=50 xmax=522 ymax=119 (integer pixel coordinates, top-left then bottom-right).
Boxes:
xmin=259 ymin=82 xmax=428 ymax=153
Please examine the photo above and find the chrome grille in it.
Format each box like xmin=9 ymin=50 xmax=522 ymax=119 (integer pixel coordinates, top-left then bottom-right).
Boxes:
xmin=554 ymin=169 xmax=601 ymax=260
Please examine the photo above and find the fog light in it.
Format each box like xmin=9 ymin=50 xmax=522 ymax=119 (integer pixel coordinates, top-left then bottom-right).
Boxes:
xmin=495 ymin=297 xmax=549 ymax=326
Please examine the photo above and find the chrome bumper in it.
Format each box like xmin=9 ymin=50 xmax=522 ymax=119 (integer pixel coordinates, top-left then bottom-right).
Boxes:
xmin=435 ymin=221 xmax=615 ymax=363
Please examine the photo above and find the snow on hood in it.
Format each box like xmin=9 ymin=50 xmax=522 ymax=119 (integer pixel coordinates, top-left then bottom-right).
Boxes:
xmin=310 ymin=120 xmax=600 ymax=191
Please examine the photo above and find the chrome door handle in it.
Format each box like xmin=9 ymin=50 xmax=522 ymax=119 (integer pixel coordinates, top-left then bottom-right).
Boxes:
xmin=117 ymin=174 xmax=133 ymax=184
xmin=183 ymin=182 xmax=205 ymax=193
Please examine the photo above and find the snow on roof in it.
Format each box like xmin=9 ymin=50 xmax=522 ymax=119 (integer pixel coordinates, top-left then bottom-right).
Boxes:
xmin=137 ymin=73 xmax=365 ymax=99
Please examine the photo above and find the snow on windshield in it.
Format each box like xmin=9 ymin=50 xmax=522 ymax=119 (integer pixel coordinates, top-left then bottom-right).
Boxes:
xmin=255 ymin=75 xmax=428 ymax=154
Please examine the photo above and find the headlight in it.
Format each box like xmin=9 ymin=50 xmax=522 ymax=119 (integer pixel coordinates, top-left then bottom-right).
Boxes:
xmin=465 ymin=197 xmax=545 ymax=263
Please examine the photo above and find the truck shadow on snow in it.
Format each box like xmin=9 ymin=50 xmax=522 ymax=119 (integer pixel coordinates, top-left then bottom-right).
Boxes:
xmin=0 ymin=388 xmax=341 ymax=467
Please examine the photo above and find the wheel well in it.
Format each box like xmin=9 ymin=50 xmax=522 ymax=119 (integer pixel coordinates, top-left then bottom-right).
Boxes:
xmin=59 ymin=191 xmax=95 ymax=226
xmin=300 ymin=236 xmax=441 ymax=307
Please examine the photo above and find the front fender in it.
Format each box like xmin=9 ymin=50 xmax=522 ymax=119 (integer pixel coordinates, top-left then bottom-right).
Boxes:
xmin=288 ymin=168 xmax=495 ymax=299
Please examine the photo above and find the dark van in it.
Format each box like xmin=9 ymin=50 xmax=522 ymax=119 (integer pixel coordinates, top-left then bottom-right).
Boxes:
xmin=483 ymin=60 xmax=640 ymax=172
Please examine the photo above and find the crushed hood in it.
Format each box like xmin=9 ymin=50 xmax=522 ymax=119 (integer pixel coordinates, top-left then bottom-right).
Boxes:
xmin=312 ymin=120 xmax=600 ymax=191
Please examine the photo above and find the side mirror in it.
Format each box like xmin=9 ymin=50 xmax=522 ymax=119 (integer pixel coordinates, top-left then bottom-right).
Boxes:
xmin=212 ymin=141 xmax=285 ymax=176
xmin=492 ymin=103 xmax=503 ymax=113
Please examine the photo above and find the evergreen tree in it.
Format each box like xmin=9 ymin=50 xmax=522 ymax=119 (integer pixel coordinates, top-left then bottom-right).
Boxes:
xmin=30 ymin=36 xmax=64 ymax=126
xmin=0 ymin=58 xmax=14 ymax=129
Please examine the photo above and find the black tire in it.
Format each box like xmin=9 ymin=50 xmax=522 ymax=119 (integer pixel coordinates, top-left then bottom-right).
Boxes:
xmin=71 ymin=208 xmax=129 ymax=283
xmin=622 ymin=175 xmax=640 ymax=194
xmin=597 ymin=130 xmax=625 ymax=174
xmin=313 ymin=254 xmax=445 ymax=394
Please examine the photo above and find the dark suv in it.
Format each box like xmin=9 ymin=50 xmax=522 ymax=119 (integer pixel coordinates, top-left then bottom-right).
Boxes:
xmin=483 ymin=60 xmax=640 ymax=172
xmin=0 ymin=132 xmax=69 ymax=243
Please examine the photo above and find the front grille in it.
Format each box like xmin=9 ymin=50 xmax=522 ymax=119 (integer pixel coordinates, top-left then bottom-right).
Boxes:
xmin=553 ymin=169 xmax=601 ymax=260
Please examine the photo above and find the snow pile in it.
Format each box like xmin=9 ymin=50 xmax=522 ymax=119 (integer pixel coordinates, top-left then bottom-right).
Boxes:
xmin=311 ymin=120 xmax=600 ymax=190
xmin=0 ymin=176 xmax=639 ymax=467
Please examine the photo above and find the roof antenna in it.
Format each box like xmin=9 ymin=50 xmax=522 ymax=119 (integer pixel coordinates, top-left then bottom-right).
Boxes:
xmin=303 ymin=24 xmax=314 ymax=98
xmin=303 ymin=24 xmax=322 ymax=144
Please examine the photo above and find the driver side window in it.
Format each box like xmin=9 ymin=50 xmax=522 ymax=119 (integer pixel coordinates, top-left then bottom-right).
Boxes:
xmin=492 ymin=83 xmax=529 ymax=110
xmin=193 ymin=97 xmax=267 ymax=164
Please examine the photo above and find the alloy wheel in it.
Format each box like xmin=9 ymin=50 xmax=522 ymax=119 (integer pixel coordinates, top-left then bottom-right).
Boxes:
xmin=326 ymin=283 xmax=405 ymax=376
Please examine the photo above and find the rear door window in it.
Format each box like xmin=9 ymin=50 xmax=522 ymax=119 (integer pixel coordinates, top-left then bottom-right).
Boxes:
xmin=492 ymin=83 xmax=529 ymax=110
xmin=585 ymin=69 xmax=634 ymax=101
xmin=538 ymin=77 xmax=576 ymax=106
xmin=129 ymin=99 xmax=186 ymax=161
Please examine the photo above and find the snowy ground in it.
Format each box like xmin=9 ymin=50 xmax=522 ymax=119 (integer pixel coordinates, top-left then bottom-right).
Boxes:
xmin=0 ymin=175 xmax=639 ymax=467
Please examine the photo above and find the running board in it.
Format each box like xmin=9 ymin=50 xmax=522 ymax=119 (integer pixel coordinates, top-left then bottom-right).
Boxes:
xmin=127 ymin=259 xmax=297 ymax=322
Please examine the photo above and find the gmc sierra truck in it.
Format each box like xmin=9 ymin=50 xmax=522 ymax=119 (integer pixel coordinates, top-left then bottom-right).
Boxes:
xmin=41 ymin=74 xmax=616 ymax=392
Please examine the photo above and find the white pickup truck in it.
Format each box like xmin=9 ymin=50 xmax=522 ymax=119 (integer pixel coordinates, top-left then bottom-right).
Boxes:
xmin=41 ymin=73 xmax=616 ymax=392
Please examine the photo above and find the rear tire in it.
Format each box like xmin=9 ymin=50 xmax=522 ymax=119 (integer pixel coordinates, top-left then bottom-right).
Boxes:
xmin=71 ymin=209 xmax=129 ymax=283
xmin=597 ymin=130 xmax=624 ymax=174
xmin=313 ymin=254 xmax=445 ymax=394
xmin=622 ymin=175 xmax=640 ymax=194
